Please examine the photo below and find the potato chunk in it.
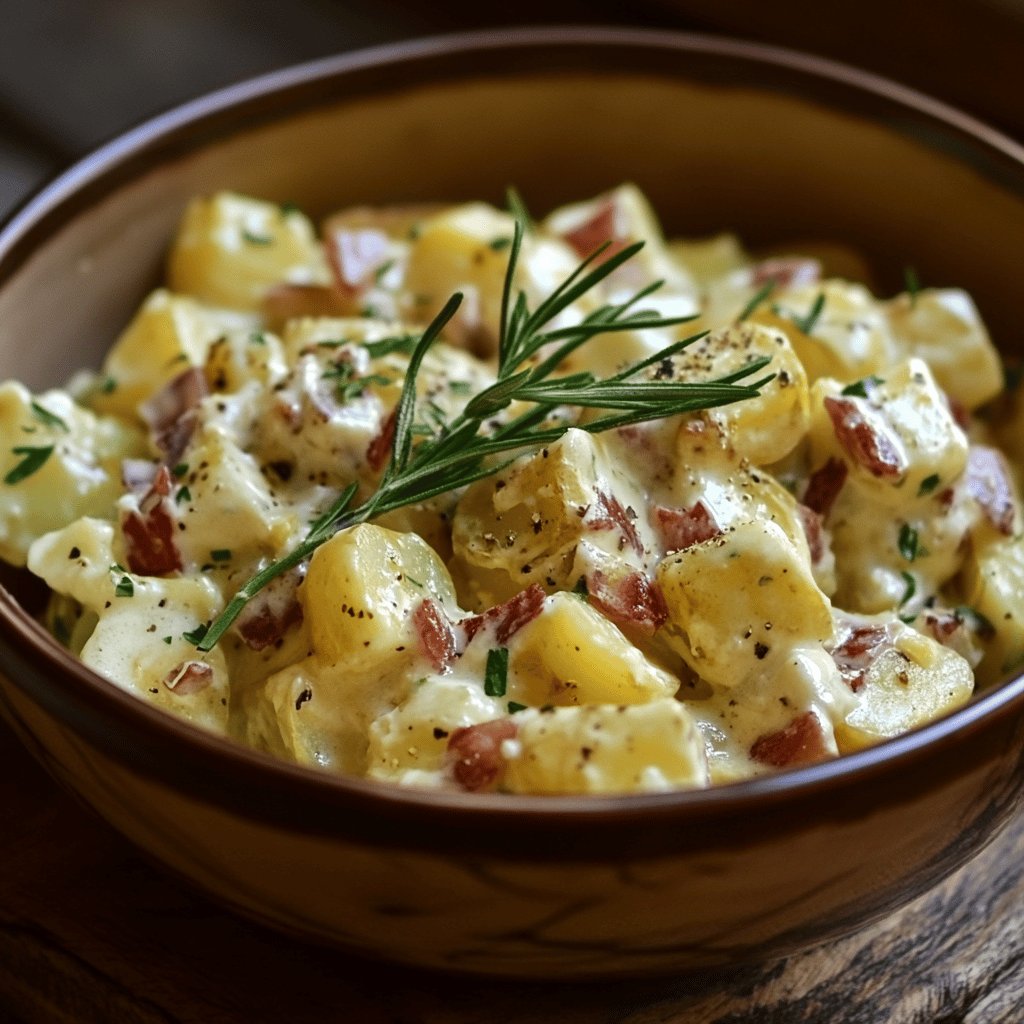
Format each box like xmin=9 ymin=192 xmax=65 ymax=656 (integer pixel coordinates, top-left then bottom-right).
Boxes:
xmin=657 ymin=519 xmax=833 ymax=688
xmin=168 ymin=192 xmax=325 ymax=310
xmin=502 ymin=702 xmax=708 ymax=794
xmin=304 ymin=524 xmax=459 ymax=672
xmin=960 ymin=535 xmax=1024 ymax=685
xmin=508 ymin=592 xmax=679 ymax=707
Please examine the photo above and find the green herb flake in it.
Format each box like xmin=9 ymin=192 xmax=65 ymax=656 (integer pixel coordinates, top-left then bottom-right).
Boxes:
xmin=841 ymin=375 xmax=885 ymax=399
xmin=172 ymin=462 xmax=189 ymax=478
xmin=175 ymin=485 xmax=192 ymax=504
xmin=360 ymin=334 xmax=416 ymax=358
xmin=572 ymin=575 xmax=589 ymax=598
xmin=162 ymin=636 xmax=173 ymax=645
xmin=736 ymin=279 xmax=776 ymax=322
xmin=249 ymin=331 xmax=267 ymax=346
xmin=448 ymin=380 xmax=473 ymax=395
xmin=792 ymin=292 xmax=826 ymax=335
xmin=211 ymin=549 xmax=232 ymax=562
xmin=242 ymin=229 xmax=273 ymax=246
xmin=361 ymin=304 xmax=381 ymax=319
xmin=918 ymin=474 xmax=941 ymax=497
xmin=279 ymin=201 xmax=303 ymax=217
xmin=898 ymin=571 xmax=916 ymax=607
xmin=904 ymin=266 xmax=921 ymax=307
xmin=99 ymin=376 xmax=118 ymax=394
xmin=489 ymin=236 xmax=512 ymax=252
xmin=507 ymin=701 xmax=527 ymax=714
xmin=374 ymin=259 xmax=395 ymax=285
xmin=898 ymin=522 xmax=920 ymax=562
xmin=30 ymin=401 xmax=69 ymax=431
xmin=5 ymin=445 xmax=54 ymax=485
xmin=484 ymin=647 xmax=509 ymax=698
xmin=183 ymin=623 xmax=209 ymax=646
xmin=115 ymin=575 xmax=134 ymax=598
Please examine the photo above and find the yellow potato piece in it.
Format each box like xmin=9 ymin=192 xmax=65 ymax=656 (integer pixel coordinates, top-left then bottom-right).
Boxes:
xmin=834 ymin=624 xmax=973 ymax=752
xmin=508 ymin=592 xmax=679 ymax=707
xmin=168 ymin=192 xmax=325 ymax=310
xmin=658 ymin=519 xmax=833 ymax=689
xmin=502 ymin=702 xmax=708 ymax=794
xmin=961 ymin=535 xmax=1024 ymax=686
xmin=304 ymin=523 xmax=458 ymax=672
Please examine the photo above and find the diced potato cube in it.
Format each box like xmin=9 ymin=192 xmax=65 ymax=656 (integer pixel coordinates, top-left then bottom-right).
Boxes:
xmin=366 ymin=676 xmax=505 ymax=781
xmin=27 ymin=517 xmax=229 ymax=732
xmin=668 ymin=232 xmax=748 ymax=286
xmin=886 ymin=289 xmax=1003 ymax=410
xmin=657 ymin=519 xmax=833 ymax=688
xmin=451 ymin=428 xmax=652 ymax=604
xmin=168 ymin=192 xmax=326 ymax=310
xmin=961 ymin=535 xmax=1024 ymax=685
xmin=834 ymin=620 xmax=974 ymax=751
xmin=90 ymin=289 xmax=231 ymax=419
xmin=508 ymin=592 xmax=679 ymax=707
xmin=753 ymin=279 xmax=896 ymax=384
xmin=808 ymin=358 xmax=968 ymax=503
xmin=304 ymin=524 xmax=459 ymax=672
xmin=167 ymin=423 xmax=294 ymax=564
xmin=204 ymin=328 xmax=288 ymax=395
xmin=0 ymin=383 xmax=144 ymax=564
xmin=502 ymin=701 xmax=708 ymax=794
xmin=672 ymin=323 xmax=810 ymax=465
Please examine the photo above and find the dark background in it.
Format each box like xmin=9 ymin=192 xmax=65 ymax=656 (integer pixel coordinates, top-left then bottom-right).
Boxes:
xmin=2 ymin=0 xmax=1024 ymax=221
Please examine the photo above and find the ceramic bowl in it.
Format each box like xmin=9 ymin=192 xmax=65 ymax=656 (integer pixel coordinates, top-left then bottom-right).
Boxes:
xmin=1 ymin=28 xmax=1023 ymax=978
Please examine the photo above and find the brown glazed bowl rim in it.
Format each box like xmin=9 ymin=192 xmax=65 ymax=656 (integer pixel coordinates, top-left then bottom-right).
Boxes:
xmin=2 ymin=26 xmax=1024 ymax=859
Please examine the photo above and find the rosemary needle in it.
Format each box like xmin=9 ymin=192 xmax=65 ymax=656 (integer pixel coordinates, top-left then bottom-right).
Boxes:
xmin=195 ymin=193 xmax=771 ymax=652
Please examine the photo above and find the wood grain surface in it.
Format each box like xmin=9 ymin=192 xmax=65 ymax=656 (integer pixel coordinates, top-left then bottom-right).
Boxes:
xmin=0 ymin=715 xmax=1021 ymax=1024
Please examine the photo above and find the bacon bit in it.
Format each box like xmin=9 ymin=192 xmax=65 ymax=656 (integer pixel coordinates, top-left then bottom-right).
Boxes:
xmin=447 ymin=719 xmax=518 ymax=792
xmin=235 ymin=568 xmax=305 ymax=650
xmin=413 ymin=599 xmax=457 ymax=672
xmin=653 ymin=501 xmax=722 ymax=553
xmin=824 ymin=397 xmax=906 ymax=481
xmin=325 ymin=227 xmax=390 ymax=293
xmin=366 ymin=409 xmax=397 ymax=472
xmin=163 ymin=660 xmax=213 ymax=696
xmin=965 ymin=446 xmax=1016 ymax=535
xmin=559 ymin=198 xmax=629 ymax=263
xmin=802 ymin=457 xmax=848 ymax=517
xmin=750 ymin=712 xmax=830 ymax=768
xmin=140 ymin=367 xmax=209 ymax=466
xmin=122 ymin=466 xmax=182 ymax=576
xmin=588 ymin=570 xmax=668 ymax=637
xmin=797 ymin=504 xmax=825 ymax=564
xmin=751 ymin=256 xmax=821 ymax=289
xmin=586 ymin=490 xmax=644 ymax=555
xmin=462 ymin=584 xmax=546 ymax=646
xmin=263 ymin=283 xmax=354 ymax=327
xmin=830 ymin=622 xmax=891 ymax=692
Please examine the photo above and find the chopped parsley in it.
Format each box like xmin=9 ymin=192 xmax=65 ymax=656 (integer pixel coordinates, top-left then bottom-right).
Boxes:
xmin=162 ymin=636 xmax=173 ymax=645
xmin=898 ymin=523 xmax=920 ymax=562
xmin=172 ymin=462 xmax=189 ymax=478
xmin=114 ymin=575 xmax=134 ymax=598
xmin=30 ymin=401 xmax=68 ymax=431
xmin=175 ymin=485 xmax=192 ymax=504
xmin=841 ymin=375 xmax=885 ymax=399
xmin=183 ymin=623 xmax=209 ymax=646
xmin=5 ymin=445 xmax=54 ymax=484
xmin=241 ymin=229 xmax=273 ymax=246
xmin=321 ymin=362 xmax=389 ymax=403
xmin=898 ymin=570 xmax=916 ymax=616
xmin=484 ymin=647 xmax=509 ymax=698
xmin=489 ymin=236 xmax=512 ymax=251
xmin=249 ymin=331 xmax=267 ymax=346
xmin=917 ymin=474 xmax=941 ymax=497
xmin=374 ymin=259 xmax=395 ymax=284
xmin=279 ymin=201 xmax=303 ymax=217
xmin=210 ymin=549 xmax=232 ymax=563
xmin=99 ymin=376 xmax=118 ymax=394
xmin=448 ymin=380 xmax=472 ymax=395
xmin=507 ymin=701 xmax=527 ymax=714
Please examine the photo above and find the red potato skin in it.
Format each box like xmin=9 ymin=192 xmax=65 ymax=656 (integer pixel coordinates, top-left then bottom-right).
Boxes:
xmin=750 ymin=712 xmax=831 ymax=768
xmin=447 ymin=719 xmax=518 ymax=792
xmin=824 ymin=397 xmax=906 ymax=480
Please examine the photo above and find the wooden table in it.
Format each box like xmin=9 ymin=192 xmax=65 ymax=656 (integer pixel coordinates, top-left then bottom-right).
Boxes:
xmin=1 ymin=715 xmax=1021 ymax=1023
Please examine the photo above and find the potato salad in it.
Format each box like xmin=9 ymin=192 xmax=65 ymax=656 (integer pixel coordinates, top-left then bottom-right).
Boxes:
xmin=3 ymin=184 xmax=1023 ymax=795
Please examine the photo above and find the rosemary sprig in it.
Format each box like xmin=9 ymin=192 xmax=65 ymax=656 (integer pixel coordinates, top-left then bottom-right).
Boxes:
xmin=194 ymin=194 xmax=772 ymax=652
